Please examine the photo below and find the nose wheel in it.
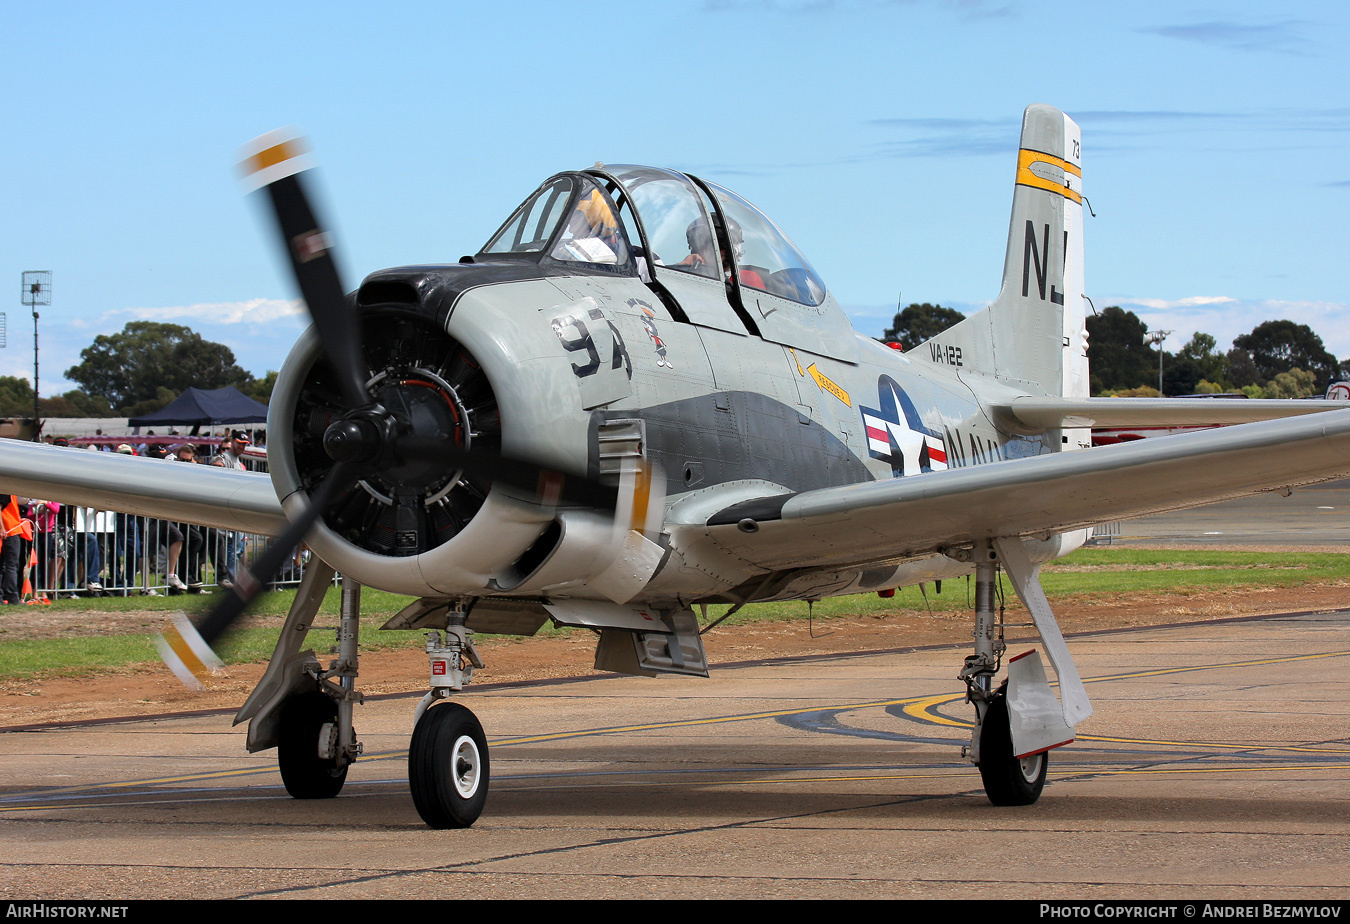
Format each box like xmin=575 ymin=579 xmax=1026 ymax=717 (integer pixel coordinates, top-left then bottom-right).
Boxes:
xmin=409 ymin=702 xmax=490 ymax=828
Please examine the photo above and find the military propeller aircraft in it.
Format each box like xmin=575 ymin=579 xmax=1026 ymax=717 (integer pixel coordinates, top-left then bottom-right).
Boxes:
xmin=4 ymin=104 xmax=1350 ymax=828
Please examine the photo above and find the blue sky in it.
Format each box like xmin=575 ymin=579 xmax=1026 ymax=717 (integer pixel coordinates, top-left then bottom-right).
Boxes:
xmin=2 ymin=0 xmax=1347 ymax=395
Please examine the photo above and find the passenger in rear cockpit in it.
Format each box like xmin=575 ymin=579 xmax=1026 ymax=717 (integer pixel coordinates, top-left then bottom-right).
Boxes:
xmin=675 ymin=219 xmax=717 ymax=273
xmin=718 ymin=216 xmax=765 ymax=290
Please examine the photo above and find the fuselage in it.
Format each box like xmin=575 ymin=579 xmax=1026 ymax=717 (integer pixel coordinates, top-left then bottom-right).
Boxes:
xmin=267 ymin=166 xmax=1083 ymax=605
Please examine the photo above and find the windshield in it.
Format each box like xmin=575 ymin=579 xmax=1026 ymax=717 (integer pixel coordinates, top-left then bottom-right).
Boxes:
xmin=482 ymin=177 xmax=573 ymax=254
xmin=481 ymin=176 xmax=632 ymax=270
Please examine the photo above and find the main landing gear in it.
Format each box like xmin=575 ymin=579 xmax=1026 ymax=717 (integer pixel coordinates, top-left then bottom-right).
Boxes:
xmin=271 ymin=573 xmax=365 ymax=800
xmin=949 ymin=538 xmax=1089 ymax=807
xmin=237 ymin=573 xmax=492 ymax=828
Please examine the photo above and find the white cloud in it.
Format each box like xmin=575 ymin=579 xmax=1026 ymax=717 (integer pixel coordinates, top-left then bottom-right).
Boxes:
xmin=1109 ymin=297 xmax=1350 ymax=358
xmin=104 ymin=298 xmax=304 ymax=325
xmin=1121 ymin=296 xmax=1237 ymax=310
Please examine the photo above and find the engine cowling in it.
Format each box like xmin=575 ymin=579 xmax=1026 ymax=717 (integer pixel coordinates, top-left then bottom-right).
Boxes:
xmin=267 ymin=306 xmax=557 ymax=597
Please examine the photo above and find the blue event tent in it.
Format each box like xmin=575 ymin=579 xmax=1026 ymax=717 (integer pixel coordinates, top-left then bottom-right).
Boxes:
xmin=127 ymin=386 xmax=267 ymax=427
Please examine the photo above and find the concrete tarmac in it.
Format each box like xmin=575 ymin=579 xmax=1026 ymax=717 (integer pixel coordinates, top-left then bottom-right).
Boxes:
xmin=1117 ymin=478 xmax=1350 ymax=545
xmin=2 ymin=611 xmax=1348 ymax=900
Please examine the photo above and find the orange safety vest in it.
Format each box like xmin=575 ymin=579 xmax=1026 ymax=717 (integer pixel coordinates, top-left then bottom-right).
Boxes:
xmin=1 ymin=496 xmax=25 ymax=539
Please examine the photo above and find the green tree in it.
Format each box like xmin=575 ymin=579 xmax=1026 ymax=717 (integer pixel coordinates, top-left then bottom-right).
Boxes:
xmin=1086 ymin=306 xmax=1157 ymax=394
xmin=64 ymin=322 xmax=254 ymax=412
xmin=1176 ymin=332 xmax=1229 ymax=387
xmin=1162 ymin=356 xmax=1204 ymax=396
xmin=42 ymin=390 xmax=113 ymax=417
xmin=0 ymin=376 xmax=34 ymax=416
xmin=1226 ymin=347 xmax=1261 ymax=388
xmin=1263 ymin=368 xmax=1317 ymax=399
xmin=118 ymin=387 xmax=178 ymax=420
xmin=1232 ymin=320 xmax=1339 ymax=391
xmin=0 ymin=378 xmax=112 ymax=417
xmin=243 ymin=370 xmax=278 ymax=405
xmin=882 ymin=303 xmax=965 ymax=350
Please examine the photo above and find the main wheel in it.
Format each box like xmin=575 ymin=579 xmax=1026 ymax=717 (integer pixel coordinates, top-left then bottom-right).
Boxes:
xmin=977 ymin=692 xmax=1047 ymax=806
xmin=278 ymin=691 xmax=348 ymax=799
xmin=409 ymin=702 xmax=489 ymax=828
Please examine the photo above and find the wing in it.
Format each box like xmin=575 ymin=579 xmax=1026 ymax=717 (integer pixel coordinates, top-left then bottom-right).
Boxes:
xmin=989 ymin=397 xmax=1350 ymax=432
xmin=694 ymin=410 xmax=1350 ymax=572
xmin=0 ymin=441 xmax=285 ymax=535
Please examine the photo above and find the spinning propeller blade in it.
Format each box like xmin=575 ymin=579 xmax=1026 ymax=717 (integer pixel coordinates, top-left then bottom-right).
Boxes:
xmin=156 ymin=463 xmax=353 ymax=689
xmin=155 ymin=130 xmax=629 ymax=688
xmin=239 ymin=130 xmax=368 ymax=409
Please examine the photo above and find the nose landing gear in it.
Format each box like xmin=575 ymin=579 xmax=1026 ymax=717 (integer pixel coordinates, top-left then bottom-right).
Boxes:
xmin=408 ymin=599 xmax=490 ymax=828
xmin=409 ymin=702 xmax=490 ymax=828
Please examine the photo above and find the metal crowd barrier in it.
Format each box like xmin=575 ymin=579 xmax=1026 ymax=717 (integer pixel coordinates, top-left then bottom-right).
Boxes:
xmin=21 ymin=503 xmax=314 ymax=600
xmin=1086 ymin=521 xmax=1121 ymax=546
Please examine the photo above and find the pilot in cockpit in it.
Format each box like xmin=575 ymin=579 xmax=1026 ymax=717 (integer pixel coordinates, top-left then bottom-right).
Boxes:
xmin=552 ymin=188 xmax=628 ymax=265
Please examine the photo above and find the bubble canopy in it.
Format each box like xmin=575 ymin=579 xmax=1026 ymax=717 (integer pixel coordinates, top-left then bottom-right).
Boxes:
xmin=479 ymin=165 xmax=826 ymax=307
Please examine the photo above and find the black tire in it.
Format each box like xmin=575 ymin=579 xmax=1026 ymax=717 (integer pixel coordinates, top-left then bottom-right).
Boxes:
xmin=978 ymin=692 xmax=1047 ymax=806
xmin=409 ymin=702 xmax=489 ymax=829
xmin=278 ymin=691 xmax=348 ymax=799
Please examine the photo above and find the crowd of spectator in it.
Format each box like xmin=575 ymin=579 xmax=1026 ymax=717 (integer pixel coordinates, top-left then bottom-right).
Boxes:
xmin=1 ymin=429 xmax=280 ymax=603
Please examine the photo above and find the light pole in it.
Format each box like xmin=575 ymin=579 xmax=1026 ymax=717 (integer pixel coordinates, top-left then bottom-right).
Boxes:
xmin=1143 ymin=329 xmax=1172 ymax=395
xmin=20 ymin=272 xmax=50 ymax=440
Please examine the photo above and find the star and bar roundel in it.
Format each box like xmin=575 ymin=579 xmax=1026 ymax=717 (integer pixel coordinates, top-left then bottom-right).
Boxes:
xmin=859 ymin=375 xmax=947 ymax=477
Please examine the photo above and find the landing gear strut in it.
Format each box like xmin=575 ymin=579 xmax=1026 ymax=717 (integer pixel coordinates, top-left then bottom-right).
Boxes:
xmin=951 ymin=539 xmax=1040 ymax=803
xmin=408 ymin=600 xmax=490 ymax=828
xmin=950 ymin=538 xmax=1089 ymax=806
xmin=276 ymin=575 xmax=365 ymax=798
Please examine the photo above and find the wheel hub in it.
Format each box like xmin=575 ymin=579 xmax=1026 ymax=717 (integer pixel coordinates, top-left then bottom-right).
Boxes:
xmin=451 ymin=734 xmax=480 ymax=798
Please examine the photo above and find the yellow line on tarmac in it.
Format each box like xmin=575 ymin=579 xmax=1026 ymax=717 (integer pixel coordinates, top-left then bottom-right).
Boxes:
xmin=1107 ymin=764 xmax=1350 ymax=777
xmin=903 ymin=649 xmax=1350 ymax=751
xmin=0 ymin=696 xmax=948 ymax=809
xmin=491 ymin=695 xmax=935 ymax=746
xmin=12 ymin=647 xmax=1347 ymax=810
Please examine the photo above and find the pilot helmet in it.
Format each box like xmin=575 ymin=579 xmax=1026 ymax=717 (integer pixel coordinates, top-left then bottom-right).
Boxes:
xmin=722 ymin=215 xmax=745 ymax=260
xmin=685 ymin=219 xmax=714 ymax=259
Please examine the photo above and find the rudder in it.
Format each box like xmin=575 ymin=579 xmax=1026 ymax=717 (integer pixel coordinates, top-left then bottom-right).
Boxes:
xmin=921 ymin=105 xmax=1088 ymax=399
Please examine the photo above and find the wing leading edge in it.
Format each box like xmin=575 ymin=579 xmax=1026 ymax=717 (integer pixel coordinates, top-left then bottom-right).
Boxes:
xmin=990 ymin=396 xmax=1350 ymax=433
xmin=698 ymin=410 xmax=1350 ymax=572
xmin=0 ymin=441 xmax=286 ymax=535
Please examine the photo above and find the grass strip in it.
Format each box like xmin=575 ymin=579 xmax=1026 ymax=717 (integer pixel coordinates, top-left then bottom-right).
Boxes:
xmin=0 ymin=548 xmax=1344 ymax=680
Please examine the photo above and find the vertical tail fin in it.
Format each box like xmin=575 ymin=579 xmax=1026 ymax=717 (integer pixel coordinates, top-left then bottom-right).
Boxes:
xmin=922 ymin=105 xmax=1088 ymax=398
